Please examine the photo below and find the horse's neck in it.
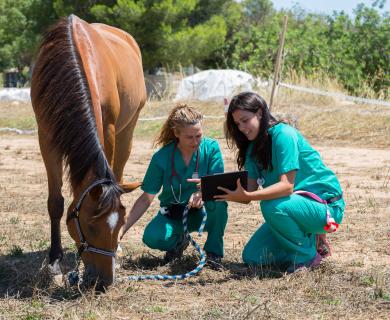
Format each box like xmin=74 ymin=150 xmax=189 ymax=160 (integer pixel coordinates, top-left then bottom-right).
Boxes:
xmin=72 ymin=170 xmax=99 ymax=199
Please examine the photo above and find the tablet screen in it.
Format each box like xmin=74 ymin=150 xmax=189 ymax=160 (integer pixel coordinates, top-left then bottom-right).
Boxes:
xmin=201 ymin=171 xmax=248 ymax=201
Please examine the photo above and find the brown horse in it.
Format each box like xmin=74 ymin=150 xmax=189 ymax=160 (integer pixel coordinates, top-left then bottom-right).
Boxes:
xmin=31 ymin=15 xmax=146 ymax=289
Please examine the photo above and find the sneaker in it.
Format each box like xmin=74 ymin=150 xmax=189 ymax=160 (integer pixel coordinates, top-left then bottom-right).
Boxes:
xmin=286 ymin=253 xmax=322 ymax=274
xmin=164 ymin=234 xmax=190 ymax=262
xmin=206 ymin=252 xmax=223 ymax=270
xmin=316 ymin=234 xmax=332 ymax=258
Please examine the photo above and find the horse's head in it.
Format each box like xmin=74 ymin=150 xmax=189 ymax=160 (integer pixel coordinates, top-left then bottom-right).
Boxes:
xmin=66 ymin=179 xmax=126 ymax=290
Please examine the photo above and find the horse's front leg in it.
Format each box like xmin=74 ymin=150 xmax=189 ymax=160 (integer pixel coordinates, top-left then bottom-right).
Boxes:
xmin=113 ymin=107 xmax=143 ymax=192
xmin=38 ymin=129 xmax=64 ymax=274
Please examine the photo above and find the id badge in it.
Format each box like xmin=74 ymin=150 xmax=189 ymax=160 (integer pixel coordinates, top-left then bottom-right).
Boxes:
xmin=192 ymin=172 xmax=199 ymax=179
xmin=257 ymin=176 xmax=265 ymax=186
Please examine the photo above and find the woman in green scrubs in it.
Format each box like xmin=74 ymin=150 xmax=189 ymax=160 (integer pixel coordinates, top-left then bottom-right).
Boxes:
xmin=120 ymin=104 xmax=228 ymax=267
xmin=215 ymin=92 xmax=344 ymax=273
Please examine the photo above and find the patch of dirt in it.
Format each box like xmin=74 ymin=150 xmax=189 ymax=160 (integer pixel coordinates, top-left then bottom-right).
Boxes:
xmin=0 ymin=135 xmax=389 ymax=319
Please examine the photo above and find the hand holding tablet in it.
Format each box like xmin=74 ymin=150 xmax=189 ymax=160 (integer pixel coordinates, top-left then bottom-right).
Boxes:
xmin=200 ymin=171 xmax=248 ymax=201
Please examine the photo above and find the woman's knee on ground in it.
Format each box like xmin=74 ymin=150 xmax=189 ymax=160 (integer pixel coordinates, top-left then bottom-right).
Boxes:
xmin=142 ymin=224 xmax=174 ymax=251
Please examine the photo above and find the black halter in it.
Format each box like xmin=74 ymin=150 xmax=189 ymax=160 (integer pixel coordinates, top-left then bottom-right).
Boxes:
xmin=66 ymin=178 xmax=117 ymax=258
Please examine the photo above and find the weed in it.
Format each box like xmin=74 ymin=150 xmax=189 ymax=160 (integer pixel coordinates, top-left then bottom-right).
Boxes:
xmin=146 ymin=305 xmax=167 ymax=313
xmin=10 ymin=217 xmax=20 ymax=224
xmin=361 ymin=275 xmax=375 ymax=286
xmin=324 ymin=298 xmax=342 ymax=306
xmin=30 ymin=300 xmax=44 ymax=309
xmin=205 ymin=308 xmax=222 ymax=318
xmin=349 ymin=260 xmax=364 ymax=267
xmin=382 ymin=293 xmax=390 ymax=301
xmin=30 ymin=239 xmax=49 ymax=251
xmin=22 ymin=313 xmax=44 ymax=320
xmin=83 ymin=311 xmax=97 ymax=320
xmin=9 ymin=245 xmax=23 ymax=257
xmin=0 ymin=234 xmax=6 ymax=244
xmin=244 ymin=295 xmax=259 ymax=305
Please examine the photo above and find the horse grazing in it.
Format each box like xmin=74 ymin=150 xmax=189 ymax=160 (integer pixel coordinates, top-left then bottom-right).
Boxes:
xmin=31 ymin=15 xmax=146 ymax=289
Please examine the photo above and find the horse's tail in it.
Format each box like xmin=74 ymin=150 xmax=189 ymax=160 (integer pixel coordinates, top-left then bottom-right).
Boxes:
xmin=31 ymin=16 xmax=120 ymax=211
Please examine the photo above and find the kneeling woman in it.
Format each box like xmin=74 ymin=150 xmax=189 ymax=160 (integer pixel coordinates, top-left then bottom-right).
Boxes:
xmin=120 ymin=104 xmax=228 ymax=266
xmin=216 ymin=92 xmax=345 ymax=273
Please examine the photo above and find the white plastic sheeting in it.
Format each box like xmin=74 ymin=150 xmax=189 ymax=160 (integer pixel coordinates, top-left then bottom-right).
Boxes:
xmin=174 ymin=69 xmax=254 ymax=102
xmin=0 ymin=88 xmax=31 ymax=102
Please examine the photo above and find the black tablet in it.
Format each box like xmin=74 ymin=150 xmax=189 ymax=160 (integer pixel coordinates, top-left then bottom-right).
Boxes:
xmin=201 ymin=171 xmax=248 ymax=201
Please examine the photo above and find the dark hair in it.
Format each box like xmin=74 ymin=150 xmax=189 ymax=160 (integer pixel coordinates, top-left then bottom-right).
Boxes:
xmin=225 ymin=92 xmax=279 ymax=171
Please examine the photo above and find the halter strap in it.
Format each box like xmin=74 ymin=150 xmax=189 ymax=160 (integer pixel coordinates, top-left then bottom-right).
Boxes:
xmin=74 ymin=178 xmax=113 ymax=213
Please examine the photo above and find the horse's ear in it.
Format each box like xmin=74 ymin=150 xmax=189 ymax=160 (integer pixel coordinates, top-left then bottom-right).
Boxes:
xmin=119 ymin=181 xmax=142 ymax=193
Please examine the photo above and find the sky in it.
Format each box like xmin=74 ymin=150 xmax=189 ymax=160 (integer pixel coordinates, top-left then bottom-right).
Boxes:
xmin=271 ymin=0 xmax=390 ymax=16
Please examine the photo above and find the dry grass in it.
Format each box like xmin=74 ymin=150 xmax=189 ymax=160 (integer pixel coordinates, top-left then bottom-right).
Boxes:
xmin=0 ymin=92 xmax=389 ymax=319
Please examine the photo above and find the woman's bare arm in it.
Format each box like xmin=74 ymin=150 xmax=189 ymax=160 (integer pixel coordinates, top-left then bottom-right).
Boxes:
xmin=120 ymin=192 xmax=155 ymax=239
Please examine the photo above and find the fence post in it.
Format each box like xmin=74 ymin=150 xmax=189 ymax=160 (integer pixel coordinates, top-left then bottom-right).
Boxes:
xmin=269 ymin=15 xmax=288 ymax=111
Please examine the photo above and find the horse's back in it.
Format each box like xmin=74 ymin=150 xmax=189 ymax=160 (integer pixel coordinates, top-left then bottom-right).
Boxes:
xmin=92 ymin=23 xmax=147 ymax=115
xmin=71 ymin=16 xmax=146 ymax=133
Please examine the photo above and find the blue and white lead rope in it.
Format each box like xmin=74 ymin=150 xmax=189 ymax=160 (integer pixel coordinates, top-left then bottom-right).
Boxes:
xmin=119 ymin=205 xmax=208 ymax=281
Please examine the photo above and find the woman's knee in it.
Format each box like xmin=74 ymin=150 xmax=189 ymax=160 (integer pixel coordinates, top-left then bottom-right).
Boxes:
xmin=142 ymin=226 xmax=160 ymax=249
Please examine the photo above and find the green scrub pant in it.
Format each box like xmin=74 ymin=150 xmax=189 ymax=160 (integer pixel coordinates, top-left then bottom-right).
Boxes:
xmin=143 ymin=201 xmax=228 ymax=257
xmin=243 ymin=194 xmax=345 ymax=266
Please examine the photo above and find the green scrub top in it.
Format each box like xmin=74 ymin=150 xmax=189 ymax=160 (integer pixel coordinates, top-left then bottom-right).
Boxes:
xmin=245 ymin=123 xmax=342 ymax=199
xmin=141 ymin=137 xmax=224 ymax=207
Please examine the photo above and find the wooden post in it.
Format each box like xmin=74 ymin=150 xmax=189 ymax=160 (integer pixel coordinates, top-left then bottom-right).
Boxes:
xmin=269 ymin=15 xmax=288 ymax=111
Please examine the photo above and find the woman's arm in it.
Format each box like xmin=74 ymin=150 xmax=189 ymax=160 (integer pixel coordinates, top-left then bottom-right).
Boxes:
xmin=119 ymin=192 xmax=155 ymax=239
xmin=215 ymin=170 xmax=296 ymax=203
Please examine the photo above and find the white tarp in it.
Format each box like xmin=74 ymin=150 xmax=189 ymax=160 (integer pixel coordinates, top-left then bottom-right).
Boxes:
xmin=174 ymin=69 xmax=254 ymax=102
xmin=0 ymin=88 xmax=31 ymax=102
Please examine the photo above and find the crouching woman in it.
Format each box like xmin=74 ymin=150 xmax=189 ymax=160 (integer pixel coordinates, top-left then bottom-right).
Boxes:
xmin=216 ymin=92 xmax=345 ymax=273
xmin=120 ymin=104 xmax=228 ymax=267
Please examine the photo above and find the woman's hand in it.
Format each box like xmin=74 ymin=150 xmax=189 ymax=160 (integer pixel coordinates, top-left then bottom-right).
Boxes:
xmin=186 ymin=178 xmax=201 ymax=190
xmin=214 ymin=178 xmax=250 ymax=202
xmin=188 ymin=190 xmax=203 ymax=208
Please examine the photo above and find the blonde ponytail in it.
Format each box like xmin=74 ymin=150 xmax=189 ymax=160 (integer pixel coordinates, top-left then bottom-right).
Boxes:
xmin=154 ymin=104 xmax=203 ymax=147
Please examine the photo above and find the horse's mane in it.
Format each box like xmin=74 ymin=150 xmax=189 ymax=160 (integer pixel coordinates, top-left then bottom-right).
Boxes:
xmin=32 ymin=16 xmax=121 ymax=212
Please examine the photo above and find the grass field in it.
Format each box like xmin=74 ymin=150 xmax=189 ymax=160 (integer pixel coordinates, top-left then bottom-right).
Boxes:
xmin=0 ymin=93 xmax=389 ymax=319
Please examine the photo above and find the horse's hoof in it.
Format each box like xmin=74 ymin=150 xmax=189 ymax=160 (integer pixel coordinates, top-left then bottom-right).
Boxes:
xmin=117 ymin=244 xmax=124 ymax=257
xmin=48 ymin=259 xmax=62 ymax=275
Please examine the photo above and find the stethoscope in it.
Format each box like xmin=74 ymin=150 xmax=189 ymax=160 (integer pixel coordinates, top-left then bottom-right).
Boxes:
xmin=170 ymin=142 xmax=200 ymax=204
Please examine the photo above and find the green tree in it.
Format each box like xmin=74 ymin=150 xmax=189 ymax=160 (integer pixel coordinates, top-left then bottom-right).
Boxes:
xmin=351 ymin=5 xmax=389 ymax=92
xmin=0 ymin=0 xmax=58 ymax=71
xmin=90 ymin=0 xmax=228 ymax=71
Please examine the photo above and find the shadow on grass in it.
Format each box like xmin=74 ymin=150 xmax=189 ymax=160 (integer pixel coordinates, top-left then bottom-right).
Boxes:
xmin=119 ymin=251 xmax=284 ymax=283
xmin=121 ymin=251 xmax=200 ymax=276
xmin=0 ymin=249 xmax=81 ymax=300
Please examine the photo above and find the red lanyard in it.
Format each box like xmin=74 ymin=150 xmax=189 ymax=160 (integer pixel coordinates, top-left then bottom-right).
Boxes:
xmin=170 ymin=142 xmax=199 ymax=185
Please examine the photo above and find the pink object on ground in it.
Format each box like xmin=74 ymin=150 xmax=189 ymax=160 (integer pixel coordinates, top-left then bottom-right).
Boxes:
xmin=316 ymin=234 xmax=332 ymax=258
